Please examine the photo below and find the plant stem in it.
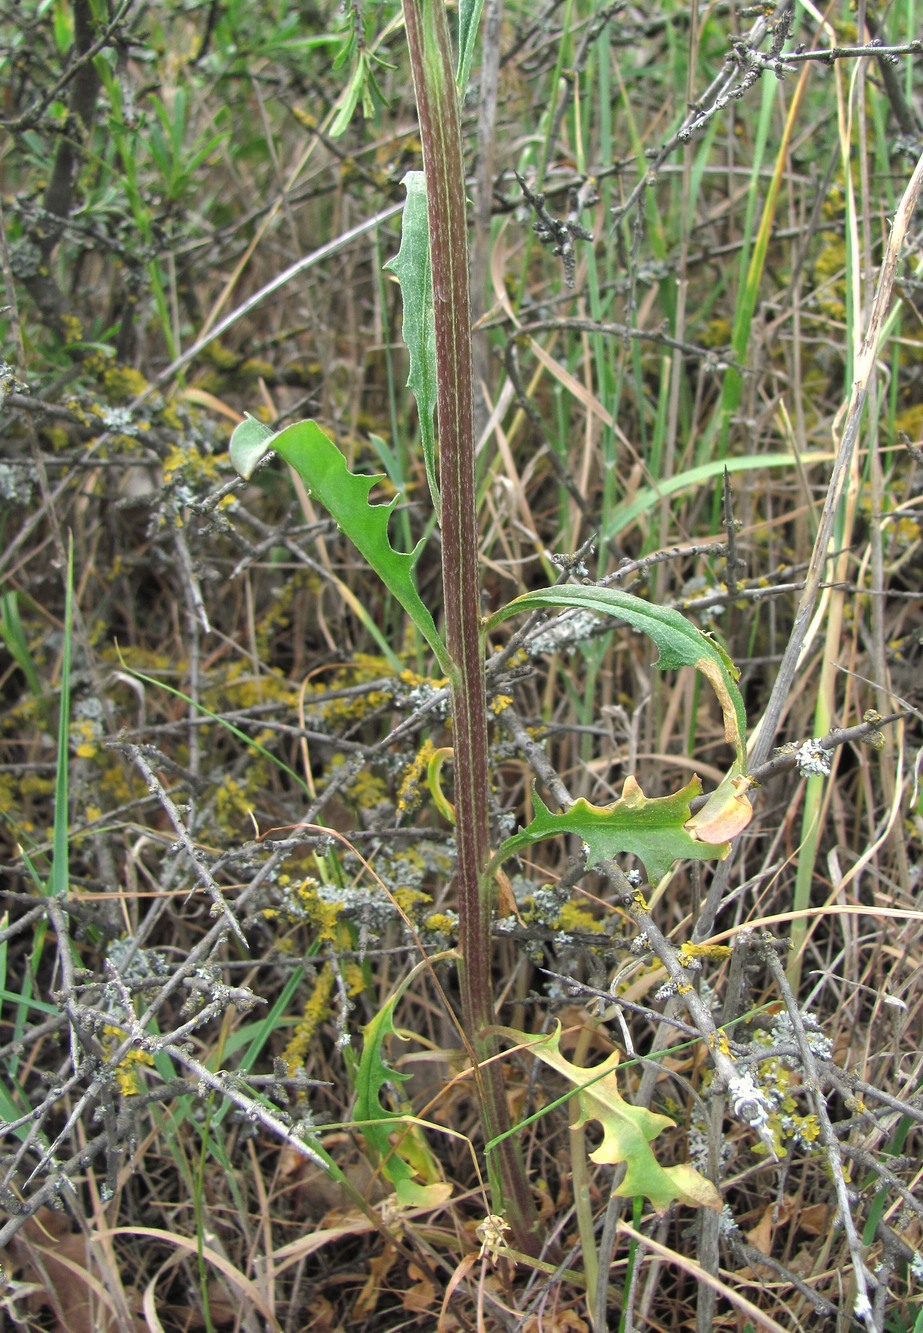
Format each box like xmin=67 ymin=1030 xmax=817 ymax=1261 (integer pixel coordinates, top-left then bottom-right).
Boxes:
xmin=401 ymin=0 xmax=542 ymax=1254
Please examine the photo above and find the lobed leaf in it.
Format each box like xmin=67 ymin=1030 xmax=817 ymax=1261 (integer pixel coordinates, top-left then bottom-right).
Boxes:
xmin=494 ymin=776 xmax=734 ymax=886
xmin=355 ymin=984 xmax=451 ymax=1209
xmin=489 ymin=585 xmax=754 ymax=881
xmin=496 ymin=1024 xmax=722 ymax=1214
xmin=229 ymin=415 xmax=449 ymax=673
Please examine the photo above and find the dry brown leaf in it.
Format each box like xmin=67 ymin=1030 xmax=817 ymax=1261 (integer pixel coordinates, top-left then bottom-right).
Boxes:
xmin=353 ymin=1244 xmax=397 ymax=1316
xmin=520 ymin=1311 xmax=590 ymax=1332
xmin=437 ymin=1252 xmax=478 ymax=1333
xmin=270 ymin=1208 xmax=378 ymax=1274
xmin=790 ymin=1243 xmax=827 ymax=1279
xmin=495 ymin=866 xmax=525 ymax=924
xmin=304 ymin=1295 xmax=343 ymax=1333
xmin=202 ymin=1277 xmax=242 ymax=1326
xmin=180 ymin=1280 xmax=243 ymax=1330
xmin=94 ymin=1225 xmax=278 ymax=1330
xmin=10 ymin=1224 xmax=95 ymax=1333
xmin=798 ymin=1202 xmax=832 ymax=1236
xmin=401 ymin=1260 xmax=437 ymax=1313
xmin=744 ymin=1195 xmax=796 ymax=1256
xmin=280 ymin=1157 xmax=363 ymax=1220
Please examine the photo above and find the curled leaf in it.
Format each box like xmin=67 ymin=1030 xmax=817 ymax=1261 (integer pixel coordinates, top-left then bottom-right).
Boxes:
xmin=685 ymin=773 xmax=754 ymax=844
xmin=487 ymin=585 xmax=748 ymax=770
xmin=228 ymin=413 xmax=274 ymax=480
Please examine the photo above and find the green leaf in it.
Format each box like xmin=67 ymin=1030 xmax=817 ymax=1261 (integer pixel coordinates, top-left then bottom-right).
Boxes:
xmin=601 ymin=451 xmax=830 ymax=542
xmin=0 ymin=591 xmax=42 ymax=699
xmin=115 ymin=646 xmax=312 ymax=800
xmin=384 ymin=172 xmax=439 ymax=514
xmin=228 ymin=413 xmax=275 ymax=479
xmin=355 ymin=967 xmax=452 ymax=1209
xmin=496 ymin=1024 xmax=722 ymax=1215
xmin=457 ymin=0 xmax=485 ymax=93
xmin=330 ymin=52 xmax=366 ymax=137
xmin=53 ymin=0 xmax=73 ymax=52
xmin=228 ymin=416 xmax=449 ymax=674
xmin=50 ymin=536 xmax=74 ymax=899
xmin=495 ymin=776 xmax=733 ymax=886
xmin=487 ymin=584 xmax=747 ymax=769
xmin=489 ymin=586 xmax=754 ymax=882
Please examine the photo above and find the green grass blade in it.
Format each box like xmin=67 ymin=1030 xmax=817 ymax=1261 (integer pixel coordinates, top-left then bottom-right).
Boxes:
xmin=0 ymin=592 xmax=42 ymax=699
xmin=602 ymin=451 xmax=831 ymax=542
xmin=50 ymin=535 xmax=74 ymax=899
xmin=115 ymin=649 xmax=311 ymax=798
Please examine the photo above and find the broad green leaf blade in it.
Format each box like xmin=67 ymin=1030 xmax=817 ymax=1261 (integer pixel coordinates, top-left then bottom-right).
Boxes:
xmin=487 ymin=585 xmax=747 ymax=768
xmin=229 ymin=417 xmax=449 ymax=674
xmin=384 ymin=172 xmax=439 ymax=514
xmin=229 ymin=413 xmax=275 ymax=479
xmin=497 ymin=1025 xmax=722 ymax=1214
xmin=495 ymin=776 xmax=732 ymax=886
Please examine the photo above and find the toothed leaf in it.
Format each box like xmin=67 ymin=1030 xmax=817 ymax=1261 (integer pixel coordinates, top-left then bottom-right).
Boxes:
xmin=355 ymin=982 xmax=451 ymax=1209
xmin=229 ymin=416 xmax=448 ymax=674
xmin=497 ymin=775 xmax=734 ymax=886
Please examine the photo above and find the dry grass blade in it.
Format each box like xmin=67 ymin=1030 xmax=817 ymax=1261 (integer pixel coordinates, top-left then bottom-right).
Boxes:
xmin=616 ymin=1221 xmax=791 ymax=1333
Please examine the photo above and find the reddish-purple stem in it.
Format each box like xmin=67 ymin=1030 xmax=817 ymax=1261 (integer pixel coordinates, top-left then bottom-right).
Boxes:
xmin=401 ymin=0 xmax=542 ymax=1255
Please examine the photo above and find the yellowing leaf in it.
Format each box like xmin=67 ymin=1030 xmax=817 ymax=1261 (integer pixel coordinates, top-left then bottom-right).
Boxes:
xmin=496 ymin=1025 xmax=722 ymax=1215
xmin=354 ymin=963 xmax=451 ymax=1208
xmin=695 ymin=653 xmax=744 ymax=752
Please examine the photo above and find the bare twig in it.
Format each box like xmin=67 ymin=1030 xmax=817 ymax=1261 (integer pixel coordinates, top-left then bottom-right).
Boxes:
xmin=755 ymin=935 xmax=880 ymax=1328
xmin=748 ymin=146 xmax=923 ymax=769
